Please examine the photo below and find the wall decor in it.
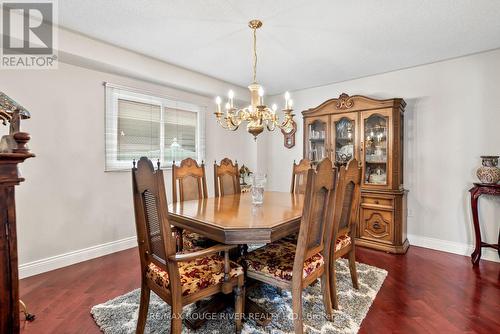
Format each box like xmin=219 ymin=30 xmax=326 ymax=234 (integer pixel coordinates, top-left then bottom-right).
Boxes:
xmin=281 ymin=120 xmax=297 ymax=148
xmin=239 ymin=164 xmax=253 ymax=186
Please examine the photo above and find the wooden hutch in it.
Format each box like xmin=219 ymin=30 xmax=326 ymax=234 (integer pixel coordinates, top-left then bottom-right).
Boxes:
xmin=302 ymin=93 xmax=409 ymax=253
xmin=0 ymin=92 xmax=35 ymax=333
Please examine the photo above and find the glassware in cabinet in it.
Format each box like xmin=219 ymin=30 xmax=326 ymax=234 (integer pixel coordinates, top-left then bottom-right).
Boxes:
xmin=363 ymin=114 xmax=388 ymax=185
xmin=305 ymin=118 xmax=328 ymax=164
xmin=332 ymin=115 xmax=357 ymax=166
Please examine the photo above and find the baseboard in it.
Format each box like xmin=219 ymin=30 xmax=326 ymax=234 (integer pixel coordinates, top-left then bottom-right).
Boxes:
xmin=18 ymin=236 xmax=137 ymax=279
xmin=18 ymin=233 xmax=498 ymax=279
xmin=407 ymin=234 xmax=499 ymax=263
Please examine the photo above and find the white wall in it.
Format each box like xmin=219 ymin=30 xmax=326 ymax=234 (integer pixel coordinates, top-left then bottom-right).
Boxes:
xmin=0 ymin=28 xmax=258 ymax=277
xmin=267 ymin=49 xmax=500 ymax=262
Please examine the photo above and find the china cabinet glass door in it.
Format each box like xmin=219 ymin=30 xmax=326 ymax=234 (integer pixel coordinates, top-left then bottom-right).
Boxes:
xmin=362 ymin=111 xmax=390 ymax=187
xmin=332 ymin=114 xmax=357 ymax=166
xmin=305 ymin=117 xmax=328 ymax=164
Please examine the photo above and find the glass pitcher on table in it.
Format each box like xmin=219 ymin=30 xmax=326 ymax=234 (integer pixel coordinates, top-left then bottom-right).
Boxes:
xmin=251 ymin=173 xmax=267 ymax=205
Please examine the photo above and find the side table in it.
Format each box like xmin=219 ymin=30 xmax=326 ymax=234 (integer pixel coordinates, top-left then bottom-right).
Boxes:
xmin=469 ymin=183 xmax=500 ymax=265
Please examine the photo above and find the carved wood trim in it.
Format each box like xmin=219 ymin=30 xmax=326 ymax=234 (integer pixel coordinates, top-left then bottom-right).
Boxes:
xmin=335 ymin=93 xmax=354 ymax=110
xmin=302 ymin=93 xmax=406 ymax=117
xmin=363 ymin=211 xmax=390 ymax=239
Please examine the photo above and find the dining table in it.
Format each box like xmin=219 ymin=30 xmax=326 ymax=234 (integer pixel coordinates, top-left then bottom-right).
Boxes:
xmin=168 ymin=191 xmax=305 ymax=328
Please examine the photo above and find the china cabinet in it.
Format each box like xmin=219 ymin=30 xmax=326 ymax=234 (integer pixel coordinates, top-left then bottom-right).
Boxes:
xmin=302 ymin=93 xmax=408 ymax=253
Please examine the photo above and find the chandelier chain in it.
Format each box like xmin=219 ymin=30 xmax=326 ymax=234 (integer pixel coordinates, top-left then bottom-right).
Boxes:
xmin=253 ymin=27 xmax=257 ymax=83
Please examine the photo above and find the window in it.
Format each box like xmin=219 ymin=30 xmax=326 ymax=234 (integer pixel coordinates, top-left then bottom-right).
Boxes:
xmin=105 ymin=83 xmax=205 ymax=171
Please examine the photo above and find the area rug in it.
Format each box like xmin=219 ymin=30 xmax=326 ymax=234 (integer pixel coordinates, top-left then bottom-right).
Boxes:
xmin=91 ymin=259 xmax=387 ymax=333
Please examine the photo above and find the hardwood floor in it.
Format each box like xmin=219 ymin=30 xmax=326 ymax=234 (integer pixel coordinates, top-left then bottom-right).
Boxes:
xmin=19 ymin=246 xmax=499 ymax=333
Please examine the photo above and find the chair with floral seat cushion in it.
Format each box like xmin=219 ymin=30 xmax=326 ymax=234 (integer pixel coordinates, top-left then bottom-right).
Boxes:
xmin=291 ymin=158 xmax=312 ymax=194
xmin=329 ymin=158 xmax=362 ymax=310
xmin=243 ymin=158 xmax=337 ymax=334
xmin=132 ymin=157 xmax=245 ymax=334
xmin=214 ymin=158 xmax=241 ymax=197
xmin=243 ymin=239 xmax=324 ymax=284
xmin=146 ymin=253 xmax=243 ymax=296
xmin=172 ymin=158 xmax=215 ymax=251
xmin=282 ymin=159 xmax=313 ymax=243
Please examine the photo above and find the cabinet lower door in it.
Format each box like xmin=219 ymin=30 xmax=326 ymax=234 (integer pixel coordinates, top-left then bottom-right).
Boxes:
xmin=359 ymin=207 xmax=394 ymax=244
xmin=356 ymin=191 xmax=409 ymax=254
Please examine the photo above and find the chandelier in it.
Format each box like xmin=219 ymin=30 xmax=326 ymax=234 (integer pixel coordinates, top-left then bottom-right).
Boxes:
xmin=214 ymin=19 xmax=295 ymax=140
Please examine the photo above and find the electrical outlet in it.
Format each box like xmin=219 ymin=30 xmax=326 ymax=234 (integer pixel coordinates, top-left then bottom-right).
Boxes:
xmin=408 ymin=208 xmax=414 ymax=217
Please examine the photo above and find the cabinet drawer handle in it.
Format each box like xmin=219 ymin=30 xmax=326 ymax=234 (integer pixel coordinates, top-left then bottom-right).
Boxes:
xmin=374 ymin=200 xmax=380 ymax=204
xmin=373 ymin=222 xmax=381 ymax=230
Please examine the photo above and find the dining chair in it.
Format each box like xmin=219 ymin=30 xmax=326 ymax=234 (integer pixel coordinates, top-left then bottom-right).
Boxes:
xmin=172 ymin=158 xmax=213 ymax=250
xmin=243 ymin=158 xmax=337 ymax=333
xmin=132 ymin=157 xmax=245 ymax=334
xmin=329 ymin=158 xmax=362 ymax=310
xmin=214 ymin=158 xmax=241 ymax=197
xmin=282 ymin=158 xmax=313 ymax=243
xmin=290 ymin=158 xmax=312 ymax=194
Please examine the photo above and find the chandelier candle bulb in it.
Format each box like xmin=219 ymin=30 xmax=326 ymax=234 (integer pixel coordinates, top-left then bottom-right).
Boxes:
xmin=285 ymin=91 xmax=291 ymax=109
xmin=228 ymin=90 xmax=234 ymax=108
xmin=215 ymin=96 xmax=222 ymax=114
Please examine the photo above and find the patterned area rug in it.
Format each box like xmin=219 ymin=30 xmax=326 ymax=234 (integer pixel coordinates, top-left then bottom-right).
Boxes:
xmin=91 ymin=259 xmax=387 ymax=333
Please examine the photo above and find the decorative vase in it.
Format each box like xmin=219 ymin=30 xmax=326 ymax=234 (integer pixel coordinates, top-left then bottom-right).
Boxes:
xmin=476 ymin=156 xmax=500 ymax=184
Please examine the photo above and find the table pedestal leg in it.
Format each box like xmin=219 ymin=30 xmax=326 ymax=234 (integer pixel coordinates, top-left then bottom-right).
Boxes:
xmin=245 ymin=298 xmax=272 ymax=326
xmin=184 ymin=294 xmax=228 ymax=330
xmin=184 ymin=244 xmax=274 ymax=330
xmin=184 ymin=292 xmax=272 ymax=330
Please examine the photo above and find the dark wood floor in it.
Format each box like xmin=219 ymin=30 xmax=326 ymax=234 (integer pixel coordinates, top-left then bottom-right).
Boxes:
xmin=19 ymin=245 xmax=499 ymax=333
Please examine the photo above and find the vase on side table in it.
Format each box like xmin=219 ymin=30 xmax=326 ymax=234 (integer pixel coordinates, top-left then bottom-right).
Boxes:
xmin=476 ymin=155 xmax=500 ymax=184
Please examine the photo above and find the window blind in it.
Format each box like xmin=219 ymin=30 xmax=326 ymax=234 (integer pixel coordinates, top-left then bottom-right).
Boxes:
xmin=105 ymin=83 xmax=205 ymax=171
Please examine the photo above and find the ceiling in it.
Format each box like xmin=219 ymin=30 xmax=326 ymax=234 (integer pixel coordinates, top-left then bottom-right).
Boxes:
xmin=58 ymin=0 xmax=500 ymax=94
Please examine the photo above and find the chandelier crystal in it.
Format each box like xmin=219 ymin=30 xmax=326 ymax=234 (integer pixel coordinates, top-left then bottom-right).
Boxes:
xmin=214 ymin=19 xmax=295 ymax=140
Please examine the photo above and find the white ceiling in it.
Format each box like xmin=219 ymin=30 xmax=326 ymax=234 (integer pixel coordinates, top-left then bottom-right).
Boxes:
xmin=59 ymin=0 xmax=500 ymax=94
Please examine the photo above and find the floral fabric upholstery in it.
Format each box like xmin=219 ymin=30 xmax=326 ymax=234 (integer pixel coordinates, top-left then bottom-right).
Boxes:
xmin=146 ymin=254 xmax=243 ymax=296
xmin=335 ymin=233 xmax=351 ymax=252
xmin=243 ymin=239 xmax=324 ymax=282
xmin=281 ymin=232 xmax=352 ymax=252
xmin=182 ymin=230 xmax=215 ymax=249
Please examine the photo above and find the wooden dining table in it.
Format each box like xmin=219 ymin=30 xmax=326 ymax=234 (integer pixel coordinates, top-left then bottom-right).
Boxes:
xmin=168 ymin=191 xmax=304 ymax=246
xmin=168 ymin=191 xmax=305 ymax=328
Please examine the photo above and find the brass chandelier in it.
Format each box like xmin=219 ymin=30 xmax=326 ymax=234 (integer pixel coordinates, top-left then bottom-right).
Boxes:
xmin=214 ymin=19 xmax=295 ymax=140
